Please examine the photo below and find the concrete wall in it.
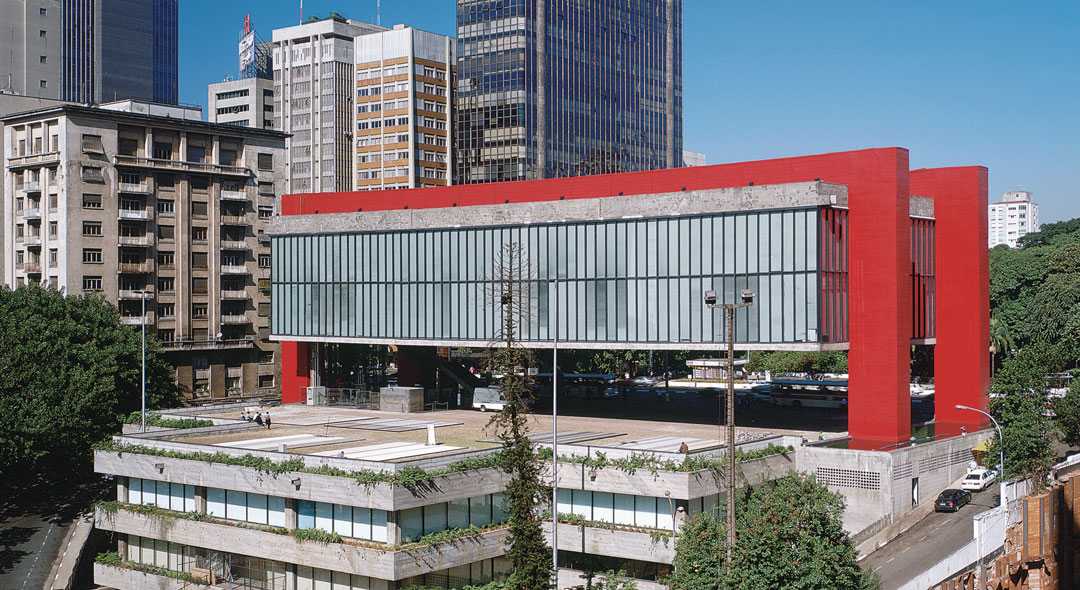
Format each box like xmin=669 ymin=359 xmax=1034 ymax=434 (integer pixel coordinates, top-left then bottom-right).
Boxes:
xmin=93 ymin=562 xmax=181 ymax=590
xmin=545 ymin=523 xmax=676 ymax=564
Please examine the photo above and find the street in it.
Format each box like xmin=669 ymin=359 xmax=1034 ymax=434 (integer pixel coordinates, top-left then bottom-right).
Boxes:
xmin=860 ymin=486 xmax=1000 ymax=589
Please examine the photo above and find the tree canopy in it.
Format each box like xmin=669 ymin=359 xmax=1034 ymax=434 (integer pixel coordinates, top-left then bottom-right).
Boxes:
xmin=666 ymin=473 xmax=876 ymax=590
xmin=0 ymin=285 xmax=181 ymax=484
xmin=746 ymin=350 xmax=848 ymax=379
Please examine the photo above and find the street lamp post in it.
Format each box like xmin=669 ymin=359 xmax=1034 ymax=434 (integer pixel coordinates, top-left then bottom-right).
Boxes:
xmin=956 ymin=404 xmax=1006 ymax=508
xmin=551 ymin=279 xmax=559 ymax=588
xmin=705 ymin=288 xmax=754 ymax=574
xmin=140 ymin=290 xmax=148 ymax=433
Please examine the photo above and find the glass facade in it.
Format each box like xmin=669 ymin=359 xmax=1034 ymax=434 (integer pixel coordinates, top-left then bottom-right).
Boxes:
xmin=454 ymin=0 xmax=682 ymax=184
xmin=272 ymin=207 xmax=829 ymax=347
xmin=152 ymin=0 xmax=179 ymax=104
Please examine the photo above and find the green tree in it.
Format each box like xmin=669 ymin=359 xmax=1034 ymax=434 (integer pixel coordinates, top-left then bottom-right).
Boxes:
xmin=486 ymin=244 xmax=551 ymax=590
xmin=990 ymin=348 xmax=1057 ymax=485
xmin=665 ymin=510 xmax=722 ymax=590
xmin=746 ymin=351 xmax=847 ymax=379
xmin=0 ymin=285 xmax=181 ymax=483
xmin=1053 ymin=378 xmax=1080 ymax=448
xmin=728 ymin=472 xmax=876 ymax=590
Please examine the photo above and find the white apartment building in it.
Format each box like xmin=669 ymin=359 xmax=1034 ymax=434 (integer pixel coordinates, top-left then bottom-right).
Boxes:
xmin=353 ymin=25 xmax=453 ymax=190
xmin=989 ymin=190 xmax=1040 ymax=248
xmin=208 ymin=77 xmax=275 ymax=130
xmin=272 ymin=15 xmax=385 ymax=194
xmin=1 ymin=100 xmax=286 ymax=398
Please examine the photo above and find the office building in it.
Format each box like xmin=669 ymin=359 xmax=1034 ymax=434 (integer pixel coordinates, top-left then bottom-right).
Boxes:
xmin=208 ymin=78 xmax=275 ymax=129
xmin=989 ymin=190 xmax=1040 ymax=248
xmin=682 ymin=150 xmax=706 ymax=167
xmin=272 ymin=14 xmax=385 ymax=194
xmin=353 ymin=25 xmax=454 ymax=190
xmin=1 ymin=100 xmax=286 ymax=398
xmin=454 ymin=0 xmax=683 ymax=184
xmin=0 ymin=0 xmax=178 ymax=104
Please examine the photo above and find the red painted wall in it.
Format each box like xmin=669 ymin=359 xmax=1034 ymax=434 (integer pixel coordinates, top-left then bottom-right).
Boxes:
xmin=280 ymin=341 xmax=310 ymax=404
xmin=280 ymin=148 xmax=917 ymax=443
xmin=911 ymin=167 xmax=990 ymax=429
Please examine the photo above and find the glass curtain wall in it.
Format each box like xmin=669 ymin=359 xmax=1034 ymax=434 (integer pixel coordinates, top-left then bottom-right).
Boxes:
xmin=273 ymin=207 xmax=825 ymax=346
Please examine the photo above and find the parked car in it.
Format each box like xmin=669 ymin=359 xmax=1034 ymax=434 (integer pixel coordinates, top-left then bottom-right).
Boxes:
xmin=934 ymin=488 xmax=972 ymax=512
xmin=961 ymin=468 xmax=997 ymax=492
xmin=631 ymin=375 xmax=658 ymax=386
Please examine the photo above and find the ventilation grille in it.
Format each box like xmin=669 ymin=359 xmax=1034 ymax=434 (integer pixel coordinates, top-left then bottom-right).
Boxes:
xmin=816 ymin=467 xmax=881 ymax=491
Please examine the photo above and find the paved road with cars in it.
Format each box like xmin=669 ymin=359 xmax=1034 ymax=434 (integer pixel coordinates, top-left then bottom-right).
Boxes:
xmin=860 ymin=485 xmax=1000 ymax=590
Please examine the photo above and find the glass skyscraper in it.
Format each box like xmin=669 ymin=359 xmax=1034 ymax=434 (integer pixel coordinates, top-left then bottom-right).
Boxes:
xmin=455 ymin=0 xmax=683 ymax=184
xmin=60 ymin=0 xmax=178 ymax=104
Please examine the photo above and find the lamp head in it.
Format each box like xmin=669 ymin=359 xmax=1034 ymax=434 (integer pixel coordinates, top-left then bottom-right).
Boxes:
xmin=740 ymin=289 xmax=755 ymax=305
xmin=703 ymin=290 xmax=718 ymax=306
xmin=955 ymin=404 xmax=967 ymax=410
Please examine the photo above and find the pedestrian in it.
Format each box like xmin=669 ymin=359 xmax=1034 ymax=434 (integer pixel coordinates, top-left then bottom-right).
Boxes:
xmin=818 ymin=431 xmax=826 ymax=441
xmin=674 ymin=505 xmax=688 ymax=532
xmin=240 ymin=410 xmax=247 ymax=422
xmin=265 ymin=412 xmax=271 ymax=430
xmin=255 ymin=412 xmax=264 ymax=427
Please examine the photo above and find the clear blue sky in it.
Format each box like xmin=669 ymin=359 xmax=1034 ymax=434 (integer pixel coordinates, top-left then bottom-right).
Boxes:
xmin=179 ymin=1 xmax=1079 ymax=223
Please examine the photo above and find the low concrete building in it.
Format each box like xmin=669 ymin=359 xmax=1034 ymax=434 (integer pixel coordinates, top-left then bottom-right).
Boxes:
xmin=1 ymin=99 xmax=286 ymax=398
xmin=207 ymin=77 xmax=275 ymax=130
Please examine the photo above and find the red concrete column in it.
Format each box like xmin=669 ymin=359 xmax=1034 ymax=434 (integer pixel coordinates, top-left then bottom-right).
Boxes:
xmin=910 ymin=167 xmax=990 ymax=429
xmin=280 ymin=341 xmax=310 ymax=404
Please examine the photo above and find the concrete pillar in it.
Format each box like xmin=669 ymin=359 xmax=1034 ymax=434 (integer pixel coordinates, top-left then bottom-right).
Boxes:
xmin=285 ymin=498 xmax=298 ymax=529
xmin=285 ymin=563 xmax=297 ymax=590
xmin=194 ymin=486 xmax=207 ymax=513
xmin=116 ymin=475 xmax=128 ymax=503
xmin=386 ymin=510 xmax=400 ymax=545
xmin=117 ymin=535 xmax=128 ymax=560
xmin=280 ymin=341 xmax=310 ymax=404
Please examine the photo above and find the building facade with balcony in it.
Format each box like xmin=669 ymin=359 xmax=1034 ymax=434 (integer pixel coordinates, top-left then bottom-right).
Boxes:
xmin=352 ymin=25 xmax=454 ymax=190
xmin=988 ymin=190 xmax=1041 ymax=248
xmin=208 ymin=77 xmax=276 ymax=130
xmin=1 ymin=99 xmax=286 ymax=399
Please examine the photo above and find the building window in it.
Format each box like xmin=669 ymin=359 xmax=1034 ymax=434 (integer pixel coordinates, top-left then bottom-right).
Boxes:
xmin=48 ymin=221 xmax=57 ymax=238
xmin=257 ymin=182 xmax=274 ymax=195
xmin=82 ymin=222 xmax=102 ymax=236
xmin=258 ymin=206 xmax=273 ymax=219
xmin=192 ymin=304 xmax=208 ymax=319
xmin=83 ymin=276 xmax=102 ymax=291
xmin=81 ymin=165 xmax=104 ymax=183
xmin=157 ymin=199 xmax=174 ymax=215
xmin=158 ymin=329 xmax=174 ymax=342
xmin=158 ymin=303 xmax=175 ymax=318
xmin=48 ymin=249 xmax=57 ymax=267
xmin=158 ymin=277 xmax=174 ymax=292
xmin=40 ymin=55 xmax=47 ymax=64
xmin=157 ymin=252 xmax=175 ymax=268
xmin=257 ymin=153 xmax=273 ymax=170
xmin=157 ymin=225 xmax=174 ymax=241
xmin=82 ymin=194 xmax=101 ymax=209
xmin=220 ymin=149 xmax=238 ymax=166
xmin=191 ymin=201 xmax=208 ymax=218
xmin=39 ymin=30 xmax=46 ymax=38
xmin=192 ymin=252 xmax=208 ymax=269
xmin=152 ymin=142 xmax=172 ymax=160
xmin=39 ymin=7 xmax=46 ymax=14
xmin=192 ymin=227 xmax=208 ymax=243
xmin=192 ymin=278 xmax=208 ymax=295
xmin=118 ymin=138 xmax=138 ymax=156
xmin=82 ymin=248 xmax=102 ymax=264
xmin=258 ymin=254 xmax=271 ymax=268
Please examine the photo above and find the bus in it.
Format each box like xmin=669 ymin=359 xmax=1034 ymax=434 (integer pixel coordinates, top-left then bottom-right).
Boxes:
xmin=755 ymin=378 xmax=848 ymax=409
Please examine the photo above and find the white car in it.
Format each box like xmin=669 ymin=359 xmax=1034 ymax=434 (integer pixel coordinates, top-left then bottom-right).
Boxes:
xmin=961 ymin=468 xmax=997 ymax=491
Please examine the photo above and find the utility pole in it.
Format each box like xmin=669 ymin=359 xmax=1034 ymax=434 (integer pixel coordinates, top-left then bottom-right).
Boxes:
xmin=704 ymin=288 xmax=754 ymax=577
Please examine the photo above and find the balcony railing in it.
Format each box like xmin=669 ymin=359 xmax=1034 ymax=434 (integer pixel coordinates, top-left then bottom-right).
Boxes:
xmin=118 ymin=289 xmax=151 ymax=300
xmin=118 ymin=261 xmax=155 ymax=273
xmin=117 ymin=209 xmax=151 ymax=221
xmin=221 ymin=265 xmax=249 ymax=275
xmin=23 ymin=180 xmax=41 ymax=193
xmin=113 ymin=154 xmax=250 ymax=177
xmin=220 ymin=214 xmax=249 ymax=225
xmin=159 ymin=337 xmax=255 ymax=351
xmin=119 ymin=315 xmax=151 ymax=326
xmin=21 ymin=208 xmax=41 ymax=220
xmin=221 ymin=289 xmax=249 ymax=300
xmin=118 ymin=182 xmax=151 ymax=194
xmin=25 ymin=262 xmax=42 ymax=273
xmin=24 ymin=236 xmax=41 ymax=247
xmin=118 ymin=235 xmax=154 ymax=247
xmin=220 ymin=189 xmax=248 ymax=201
xmin=221 ymin=314 xmax=250 ymax=325
xmin=6 ymin=151 xmax=60 ymax=169
xmin=220 ymin=239 xmax=249 ymax=250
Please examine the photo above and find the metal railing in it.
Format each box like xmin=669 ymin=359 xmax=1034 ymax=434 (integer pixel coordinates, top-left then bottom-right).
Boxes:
xmin=113 ymin=154 xmax=250 ymax=177
xmin=160 ymin=338 xmax=255 ymax=351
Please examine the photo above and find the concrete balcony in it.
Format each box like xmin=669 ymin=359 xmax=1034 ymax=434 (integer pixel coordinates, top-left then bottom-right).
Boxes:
xmin=221 ymin=314 xmax=250 ymax=325
xmin=118 ymin=262 xmax=155 ymax=273
xmin=118 ymin=182 xmax=151 ymax=194
xmin=23 ymin=235 xmax=41 ymax=247
xmin=118 ymin=235 xmax=155 ymax=247
xmin=113 ymin=154 xmax=251 ymax=178
xmin=20 ymin=207 xmax=41 ymax=220
xmin=158 ymin=338 xmax=255 ymax=351
xmin=119 ymin=315 xmax=151 ymax=325
xmin=545 ymin=522 xmax=677 ymax=564
xmin=6 ymin=151 xmax=60 ymax=169
xmin=220 ymin=214 xmax=249 ymax=226
xmin=118 ymin=209 xmax=152 ymax=221
xmin=220 ymin=240 xmax=250 ymax=250
xmin=257 ymin=233 xmax=271 ymax=244
xmin=220 ymin=265 xmax=249 ymax=275
xmin=94 ymin=505 xmax=511 ymax=580
xmin=220 ymin=189 xmax=248 ymax=201
xmin=24 ymin=262 xmax=42 ymax=273
xmin=93 ymin=563 xmax=182 ymax=590
xmin=118 ymin=289 xmax=151 ymax=300
xmin=221 ymin=289 xmax=248 ymax=300
xmin=23 ymin=180 xmax=41 ymax=193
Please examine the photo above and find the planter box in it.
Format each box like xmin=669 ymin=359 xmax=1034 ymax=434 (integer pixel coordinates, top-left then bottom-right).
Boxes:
xmin=93 ymin=562 xmax=184 ymax=590
xmin=545 ymin=522 xmax=676 ymax=563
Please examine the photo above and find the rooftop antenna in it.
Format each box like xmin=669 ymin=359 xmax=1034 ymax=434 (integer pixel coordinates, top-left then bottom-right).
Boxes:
xmin=300 ymin=0 xmax=303 ymax=24
xmin=377 ymin=0 xmax=381 ymax=26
